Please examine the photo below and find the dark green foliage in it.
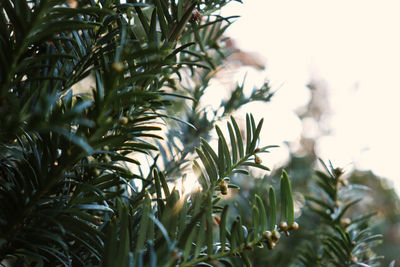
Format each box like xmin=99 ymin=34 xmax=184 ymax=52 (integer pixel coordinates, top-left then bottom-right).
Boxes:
xmin=0 ymin=0 xmax=292 ymax=266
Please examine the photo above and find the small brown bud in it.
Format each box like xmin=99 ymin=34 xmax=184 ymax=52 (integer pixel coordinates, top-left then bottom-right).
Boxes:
xmin=262 ymin=231 xmax=272 ymax=240
xmin=219 ymin=181 xmax=228 ymax=195
xmin=267 ymin=241 xmax=276 ymax=250
xmin=289 ymin=221 xmax=299 ymax=231
xmin=350 ymin=254 xmax=357 ymax=263
xmin=341 ymin=218 xmax=351 ymax=228
xmin=333 ymin=167 xmax=343 ymax=178
xmin=271 ymin=230 xmax=280 ymax=242
xmin=254 ymin=148 xmax=261 ymax=153
xmin=111 ymin=62 xmax=124 ymax=72
xmin=279 ymin=221 xmax=288 ymax=231
xmin=119 ymin=116 xmax=129 ymax=125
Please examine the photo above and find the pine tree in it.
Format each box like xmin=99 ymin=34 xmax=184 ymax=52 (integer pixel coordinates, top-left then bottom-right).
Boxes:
xmin=0 ymin=1 xmax=386 ymax=266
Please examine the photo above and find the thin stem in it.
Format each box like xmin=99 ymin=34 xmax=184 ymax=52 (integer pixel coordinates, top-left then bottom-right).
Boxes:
xmin=179 ymin=235 xmax=265 ymax=267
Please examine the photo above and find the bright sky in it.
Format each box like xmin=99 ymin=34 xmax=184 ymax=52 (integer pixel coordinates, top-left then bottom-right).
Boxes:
xmin=221 ymin=0 xmax=400 ymax=193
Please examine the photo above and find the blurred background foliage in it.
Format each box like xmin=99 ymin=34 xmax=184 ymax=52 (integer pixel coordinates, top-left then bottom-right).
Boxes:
xmin=223 ymin=76 xmax=400 ymax=266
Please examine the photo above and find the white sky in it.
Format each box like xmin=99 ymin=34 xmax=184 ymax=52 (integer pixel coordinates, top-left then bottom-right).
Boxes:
xmin=221 ymin=0 xmax=400 ymax=192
